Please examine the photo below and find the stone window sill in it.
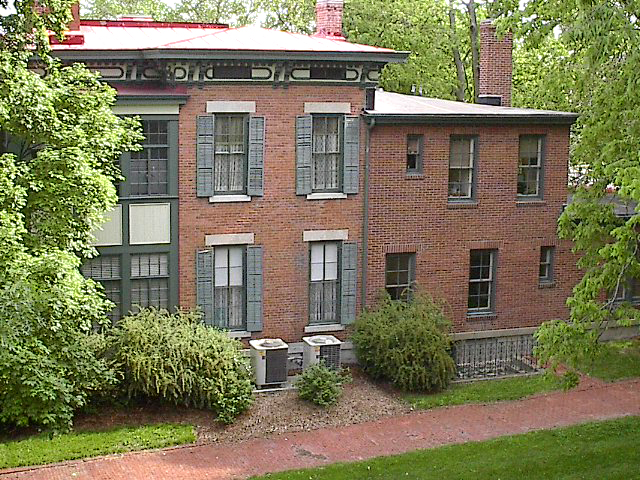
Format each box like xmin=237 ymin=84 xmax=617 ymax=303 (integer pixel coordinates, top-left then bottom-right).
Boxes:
xmin=306 ymin=193 xmax=348 ymax=200
xmin=538 ymin=281 xmax=556 ymax=289
xmin=448 ymin=201 xmax=479 ymax=209
xmin=516 ymin=198 xmax=546 ymax=207
xmin=406 ymin=173 xmax=424 ymax=179
xmin=228 ymin=330 xmax=252 ymax=339
xmin=304 ymin=323 xmax=345 ymax=333
xmin=209 ymin=195 xmax=251 ymax=203
xmin=466 ymin=311 xmax=497 ymax=320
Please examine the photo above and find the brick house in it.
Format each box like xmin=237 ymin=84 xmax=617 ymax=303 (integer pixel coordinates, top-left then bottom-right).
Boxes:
xmin=51 ymin=2 xmax=579 ymax=348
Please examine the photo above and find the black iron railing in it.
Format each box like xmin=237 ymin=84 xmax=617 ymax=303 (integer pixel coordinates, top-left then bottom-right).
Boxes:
xmin=452 ymin=334 xmax=540 ymax=380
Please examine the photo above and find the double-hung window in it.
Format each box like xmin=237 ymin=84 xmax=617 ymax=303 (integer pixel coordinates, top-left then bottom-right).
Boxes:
xmin=130 ymin=120 xmax=169 ymax=196
xmin=518 ymin=135 xmax=544 ymax=197
xmin=296 ymin=114 xmax=360 ymax=196
xmin=613 ymin=278 xmax=640 ymax=304
xmin=196 ymin=113 xmax=265 ymax=199
xmin=310 ymin=242 xmax=340 ymax=324
xmin=214 ymin=115 xmax=247 ymax=194
xmin=81 ymin=255 xmax=122 ymax=322
xmin=468 ymin=249 xmax=496 ymax=313
xmin=449 ymin=136 xmax=476 ymax=200
xmin=406 ymin=135 xmax=423 ymax=174
xmin=385 ymin=253 xmax=416 ymax=301
xmin=312 ymin=116 xmax=342 ymax=192
xmin=214 ymin=246 xmax=245 ymax=329
xmin=196 ymin=244 xmax=264 ymax=332
xmin=539 ymin=246 xmax=554 ymax=283
xmin=130 ymin=253 xmax=169 ymax=309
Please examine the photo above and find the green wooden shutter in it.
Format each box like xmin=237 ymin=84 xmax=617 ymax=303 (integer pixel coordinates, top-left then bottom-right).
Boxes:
xmin=246 ymin=245 xmax=263 ymax=332
xmin=296 ymin=115 xmax=313 ymax=195
xmin=340 ymin=242 xmax=357 ymax=324
xmin=196 ymin=249 xmax=214 ymax=326
xmin=343 ymin=116 xmax=360 ymax=194
xmin=196 ymin=115 xmax=214 ymax=197
xmin=247 ymin=116 xmax=265 ymax=196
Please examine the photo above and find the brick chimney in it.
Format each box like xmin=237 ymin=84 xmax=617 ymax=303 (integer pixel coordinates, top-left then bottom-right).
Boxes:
xmin=68 ymin=2 xmax=81 ymax=31
xmin=315 ymin=0 xmax=344 ymax=39
xmin=478 ymin=20 xmax=513 ymax=107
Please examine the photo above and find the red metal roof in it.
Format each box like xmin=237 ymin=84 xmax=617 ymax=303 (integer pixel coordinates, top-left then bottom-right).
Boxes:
xmin=50 ymin=19 xmax=396 ymax=54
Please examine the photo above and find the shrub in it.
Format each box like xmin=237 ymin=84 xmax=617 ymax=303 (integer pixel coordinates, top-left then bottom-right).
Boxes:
xmin=0 ymin=253 xmax=117 ymax=432
xmin=106 ymin=308 xmax=253 ymax=424
xmin=297 ymin=363 xmax=351 ymax=407
xmin=352 ymin=292 xmax=456 ymax=392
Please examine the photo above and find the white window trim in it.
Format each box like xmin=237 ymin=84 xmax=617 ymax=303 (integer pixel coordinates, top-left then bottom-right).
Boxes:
xmin=206 ymin=101 xmax=256 ymax=113
xmin=227 ymin=330 xmax=252 ymax=339
xmin=303 ymin=230 xmax=348 ymax=242
xmin=205 ymin=233 xmax=255 ymax=246
xmin=304 ymin=102 xmax=351 ymax=114
xmin=306 ymin=193 xmax=348 ymax=201
xmin=209 ymin=194 xmax=252 ymax=203
xmin=112 ymin=104 xmax=180 ymax=115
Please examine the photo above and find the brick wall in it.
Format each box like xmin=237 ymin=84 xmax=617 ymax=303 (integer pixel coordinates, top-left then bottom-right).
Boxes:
xmin=366 ymin=123 xmax=581 ymax=332
xmin=479 ymin=20 xmax=513 ymax=106
xmin=178 ymin=85 xmax=365 ymax=343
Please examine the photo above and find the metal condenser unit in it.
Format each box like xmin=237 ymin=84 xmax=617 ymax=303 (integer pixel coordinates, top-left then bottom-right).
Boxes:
xmin=249 ymin=338 xmax=289 ymax=387
xmin=302 ymin=335 xmax=342 ymax=370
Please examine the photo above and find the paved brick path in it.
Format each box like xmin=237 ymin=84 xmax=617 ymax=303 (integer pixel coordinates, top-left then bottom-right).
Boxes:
xmin=3 ymin=378 xmax=639 ymax=480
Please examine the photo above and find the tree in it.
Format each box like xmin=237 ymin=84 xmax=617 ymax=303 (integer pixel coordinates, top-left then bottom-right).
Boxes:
xmin=254 ymin=0 xmax=315 ymax=34
xmin=82 ymin=0 xmax=175 ymax=20
xmin=498 ymin=0 xmax=640 ymax=368
xmin=0 ymin=0 xmax=141 ymax=430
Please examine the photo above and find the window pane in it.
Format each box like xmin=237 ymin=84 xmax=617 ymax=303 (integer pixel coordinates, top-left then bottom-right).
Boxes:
xmin=469 ymin=250 xmax=495 ymax=311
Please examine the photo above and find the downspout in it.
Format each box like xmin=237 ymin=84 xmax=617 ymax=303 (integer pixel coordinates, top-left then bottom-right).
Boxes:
xmin=361 ymin=117 xmax=375 ymax=311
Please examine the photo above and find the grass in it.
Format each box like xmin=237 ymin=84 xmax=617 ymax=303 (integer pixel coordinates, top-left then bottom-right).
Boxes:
xmin=405 ymin=373 xmax=565 ymax=410
xmin=577 ymin=339 xmax=640 ymax=382
xmin=0 ymin=423 xmax=195 ymax=470
xmin=254 ymin=416 xmax=640 ymax=480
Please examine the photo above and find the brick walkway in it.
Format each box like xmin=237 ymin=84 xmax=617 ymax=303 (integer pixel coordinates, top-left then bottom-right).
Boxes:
xmin=3 ymin=378 xmax=640 ymax=480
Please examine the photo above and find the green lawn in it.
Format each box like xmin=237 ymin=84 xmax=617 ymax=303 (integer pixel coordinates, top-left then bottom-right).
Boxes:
xmin=405 ymin=373 xmax=565 ymax=410
xmin=578 ymin=339 xmax=640 ymax=382
xmin=254 ymin=416 xmax=640 ymax=480
xmin=0 ymin=423 xmax=195 ymax=470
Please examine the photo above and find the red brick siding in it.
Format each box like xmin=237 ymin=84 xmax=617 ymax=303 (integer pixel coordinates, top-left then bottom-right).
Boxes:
xmin=178 ymin=85 xmax=365 ymax=343
xmin=366 ymin=123 xmax=581 ymax=332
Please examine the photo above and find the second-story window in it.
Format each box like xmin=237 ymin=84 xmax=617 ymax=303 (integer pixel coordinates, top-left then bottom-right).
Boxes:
xmin=518 ymin=135 xmax=544 ymax=197
xmin=214 ymin=115 xmax=247 ymax=194
xmin=449 ymin=136 xmax=476 ymax=200
xmin=130 ymin=120 xmax=169 ymax=196
xmin=312 ymin=115 xmax=342 ymax=192
xmin=406 ymin=135 xmax=423 ymax=174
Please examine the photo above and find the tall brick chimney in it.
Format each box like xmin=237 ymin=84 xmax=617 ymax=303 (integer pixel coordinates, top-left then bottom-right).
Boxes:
xmin=315 ymin=0 xmax=344 ymax=39
xmin=68 ymin=2 xmax=81 ymax=31
xmin=478 ymin=20 xmax=513 ymax=107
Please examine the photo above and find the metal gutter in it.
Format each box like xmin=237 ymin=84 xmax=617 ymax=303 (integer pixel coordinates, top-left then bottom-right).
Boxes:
xmin=362 ymin=113 xmax=579 ymax=126
xmin=51 ymin=49 xmax=410 ymax=64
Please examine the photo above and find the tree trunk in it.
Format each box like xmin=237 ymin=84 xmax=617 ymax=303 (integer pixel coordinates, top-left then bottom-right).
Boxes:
xmin=466 ymin=0 xmax=480 ymax=102
xmin=448 ymin=0 xmax=467 ymax=101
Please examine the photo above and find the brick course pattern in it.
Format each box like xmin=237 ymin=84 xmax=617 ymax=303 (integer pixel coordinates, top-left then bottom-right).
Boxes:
xmin=366 ymin=123 xmax=581 ymax=332
xmin=315 ymin=0 xmax=345 ymax=38
xmin=479 ymin=20 xmax=513 ymax=106
xmin=178 ymin=85 xmax=366 ymax=343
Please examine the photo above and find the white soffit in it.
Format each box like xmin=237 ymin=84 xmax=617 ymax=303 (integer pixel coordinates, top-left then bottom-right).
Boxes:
xmin=112 ymin=104 xmax=180 ymax=115
xmin=129 ymin=203 xmax=171 ymax=245
xmin=205 ymin=233 xmax=255 ymax=246
xmin=303 ymin=229 xmax=349 ymax=242
xmin=304 ymin=102 xmax=351 ymax=114
xmin=206 ymin=101 xmax=256 ymax=113
xmin=93 ymin=204 xmax=123 ymax=247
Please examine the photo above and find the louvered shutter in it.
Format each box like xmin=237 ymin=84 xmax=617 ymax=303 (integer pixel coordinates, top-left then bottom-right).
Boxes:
xmin=196 ymin=249 xmax=214 ymax=326
xmin=246 ymin=245 xmax=264 ymax=332
xmin=247 ymin=116 xmax=265 ymax=196
xmin=296 ymin=115 xmax=313 ymax=195
xmin=196 ymin=115 xmax=214 ymax=197
xmin=340 ymin=242 xmax=357 ymax=324
xmin=343 ymin=116 xmax=360 ymax=194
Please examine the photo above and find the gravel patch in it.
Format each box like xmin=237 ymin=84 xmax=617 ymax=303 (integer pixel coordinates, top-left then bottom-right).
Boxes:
xmin=73 ymin=369 xmax=411 ymax=445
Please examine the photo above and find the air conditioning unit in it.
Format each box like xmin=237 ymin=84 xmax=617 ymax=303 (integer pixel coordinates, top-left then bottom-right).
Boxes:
xmin=302 ymin=335 xmax=342 ymax=370
xmin=249 ymin=338 xmax=289 ymax=387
